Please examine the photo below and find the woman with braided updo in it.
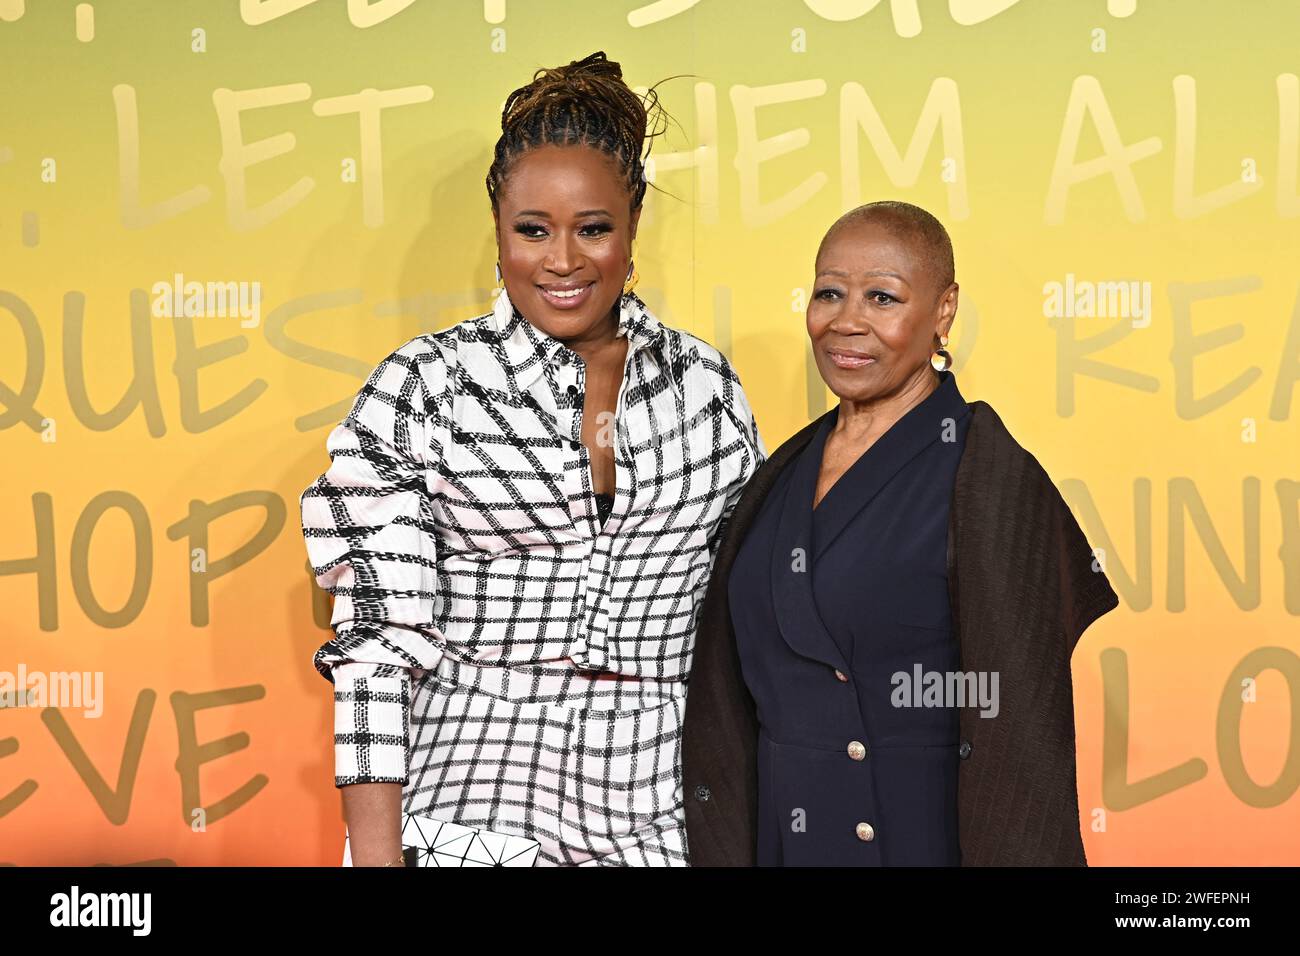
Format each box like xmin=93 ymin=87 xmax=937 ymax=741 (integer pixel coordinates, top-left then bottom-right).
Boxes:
xmin=300 ymin=52 xmax=765 ymax=866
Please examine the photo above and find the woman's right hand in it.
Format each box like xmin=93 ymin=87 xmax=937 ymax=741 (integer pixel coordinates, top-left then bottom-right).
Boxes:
xmin=341 ymin=782 xmax=404 ymax=866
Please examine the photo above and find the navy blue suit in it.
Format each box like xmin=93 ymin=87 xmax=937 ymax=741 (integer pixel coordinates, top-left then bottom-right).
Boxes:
xmin=728 ymin=371 xmax=972 ymax=865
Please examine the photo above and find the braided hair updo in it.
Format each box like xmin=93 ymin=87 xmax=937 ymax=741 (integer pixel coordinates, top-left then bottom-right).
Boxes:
xmin=486 ymin=51 xmax=671 ymax=213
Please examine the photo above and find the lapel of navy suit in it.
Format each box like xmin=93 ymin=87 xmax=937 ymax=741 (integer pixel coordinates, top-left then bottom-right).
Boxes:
xmin=766 ymin=415 xmax=846 ymax=674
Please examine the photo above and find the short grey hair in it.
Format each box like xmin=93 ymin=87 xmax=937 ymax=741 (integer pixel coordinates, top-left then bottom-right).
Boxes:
xmin=817 ymin=200 xmax=955 ymax=297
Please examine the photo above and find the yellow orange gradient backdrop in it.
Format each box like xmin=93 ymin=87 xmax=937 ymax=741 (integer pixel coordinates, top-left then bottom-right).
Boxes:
xmin=1 ymin=0 xmax=1297 ymax=865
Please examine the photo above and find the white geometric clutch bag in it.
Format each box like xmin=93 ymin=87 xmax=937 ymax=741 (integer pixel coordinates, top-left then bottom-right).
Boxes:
xmin=343 ymin=812 xmax=541 ymax=867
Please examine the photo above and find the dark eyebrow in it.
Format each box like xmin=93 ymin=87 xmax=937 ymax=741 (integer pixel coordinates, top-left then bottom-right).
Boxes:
xmin=815 ymin=268 xmax=911 ymax=286
xmin=514 ymin=209 xmax=613 ymax=218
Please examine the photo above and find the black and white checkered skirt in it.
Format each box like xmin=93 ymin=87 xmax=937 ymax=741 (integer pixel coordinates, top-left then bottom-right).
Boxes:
xmin=401 ymin=653 xmax=689 ymax=866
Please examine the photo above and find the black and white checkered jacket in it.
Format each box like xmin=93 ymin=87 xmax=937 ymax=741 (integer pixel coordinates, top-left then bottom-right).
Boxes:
xmin=300 ymin=287 xmax=765 ymax=786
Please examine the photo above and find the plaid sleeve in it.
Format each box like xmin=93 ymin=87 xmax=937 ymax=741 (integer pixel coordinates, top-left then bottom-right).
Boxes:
xmin=300 ymin=341 xmax=446 ymax=788
xmin=715 ymin=353 xmax=767 ymax=526
xmin=331 ymin=661 xmax=411 ymax=785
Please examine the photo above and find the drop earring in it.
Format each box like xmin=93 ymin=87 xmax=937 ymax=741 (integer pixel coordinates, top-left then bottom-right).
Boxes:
xmin=494 ymin=261 xmax=504 ymax=289
xmin=931 ymin=334 xmax=952 ymax=372
xmin=623 ymin=260 xmax=638 ymax=295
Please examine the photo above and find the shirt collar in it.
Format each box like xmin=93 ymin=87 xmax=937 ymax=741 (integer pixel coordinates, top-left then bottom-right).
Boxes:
xmin=797 ymin=369 xmax=969 ymax=561
xmin=925 ymin=368 xmax=969 ymax=423
xmin=812 ymin=368 xmax=970 ymax=479
xmin=489 ymin=285 xmax=671 ymax=391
